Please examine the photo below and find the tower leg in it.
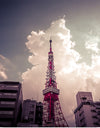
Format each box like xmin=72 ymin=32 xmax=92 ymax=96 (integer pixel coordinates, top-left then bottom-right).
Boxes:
xmin=54 ymin=99 xmax=69 ymax=127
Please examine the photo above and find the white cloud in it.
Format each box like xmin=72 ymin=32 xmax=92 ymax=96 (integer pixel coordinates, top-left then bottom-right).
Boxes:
xmin=0 ymin=54 xmax=17 ymax=80
xmin=85 ymin=32 xmax=100 ymax=53
xmin=0 ymin=55 xmax=8 ymax=80
xmin=0 ymin=70 xmax=7 ymax=80
xmin=22 ymin=18 xmax=100 ymax=126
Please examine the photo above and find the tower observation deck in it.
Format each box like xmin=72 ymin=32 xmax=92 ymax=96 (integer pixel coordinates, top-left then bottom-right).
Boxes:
xmin=42 ymin=40 xmax=68 ymax=127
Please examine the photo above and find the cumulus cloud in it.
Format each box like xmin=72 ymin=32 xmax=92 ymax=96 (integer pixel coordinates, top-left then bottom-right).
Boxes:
xmin=85 ymin=31 xmax=100 ymax=53
xmin=0 ymin=55 xmax=8 ymax=80
xmin=22 ymin=18 xmax=100 ymax=126
xmin=0 ymin=54 xmax=18 ymax=81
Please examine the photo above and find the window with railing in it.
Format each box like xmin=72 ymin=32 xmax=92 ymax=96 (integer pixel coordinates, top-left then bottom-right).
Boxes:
xmin=3 ymin=93 xmax=17 ymax=96
xmin=6 ymin=85 xmax=18 ymax=88
xmin=0 ymin=101 xmax=15 ymax=105
xmin=0 ymin=111 xmax=13 ymax=115
xmin=0 ymin=85 xmax=18 ymax=88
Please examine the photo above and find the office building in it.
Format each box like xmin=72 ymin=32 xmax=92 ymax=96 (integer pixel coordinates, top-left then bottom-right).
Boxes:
xmin=17 ymin=99 xmax=43 ymax=127
xmin=0 ymin=81 xmax=23 ymax=126
xmin=74 ymin=91 xmax=100 ymax=127
xmin=35 ymin=101 xmax=43 ymax=126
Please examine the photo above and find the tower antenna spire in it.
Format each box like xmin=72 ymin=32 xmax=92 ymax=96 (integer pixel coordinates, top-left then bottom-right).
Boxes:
xmin=49 ymin=39 xmax=52 ymax=52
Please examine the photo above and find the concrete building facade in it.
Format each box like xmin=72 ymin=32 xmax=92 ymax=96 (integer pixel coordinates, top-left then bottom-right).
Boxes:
xmin=21 ymin=99 xmax=37 ymax=124
xmin=35 ymin=101 xmax=43 ymax=125
xmin=0 ymin=81 xmax=23 ymax=126
xmin=74 ymin=91 xmax=100 ymax=127
xmin=17 ymin=99 xmax=43 ymax=127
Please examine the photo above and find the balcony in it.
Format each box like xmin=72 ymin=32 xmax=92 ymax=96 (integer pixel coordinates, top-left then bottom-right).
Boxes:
xmin=0 ymin=86 xmax=18 ymax=91
xmin=0 ymin=101 xmax=15 ymax=108
xmin=0 ymin=94 xmax=17 ymax=99
xmin=0 ymin=104 xmax=15 ymax=108
xmin=0 ymin=111 xmax=14 ymax=119
xmin=0 ymin=121 xmax=12 ymax=126
xmin=0 ymin=114 xmax=13 ymax=118
xmin=0 ymin=92 xmax=17 ymax=100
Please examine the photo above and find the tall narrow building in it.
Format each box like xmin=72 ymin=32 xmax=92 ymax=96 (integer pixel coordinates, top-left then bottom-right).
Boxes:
xmin=42 ymin=40 xmax=68 ymax=127
xmin=74 ymin=91 xmax=100 ymax=127
xmin=17 ymin=99 xmax=43 ymax=127
xmin=0 ymin=81 xmax=23 ymax=126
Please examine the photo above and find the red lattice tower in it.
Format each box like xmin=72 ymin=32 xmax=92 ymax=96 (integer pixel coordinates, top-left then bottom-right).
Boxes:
xmin=42 ymin=40 xmax=68 ymax=127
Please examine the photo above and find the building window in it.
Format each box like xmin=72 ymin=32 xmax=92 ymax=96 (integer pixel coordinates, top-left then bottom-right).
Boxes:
xmin=92 ymin=116 xmax=98 ymax=119
xmin=79 ymin=111 xmax=84 ymax=116
xmin=91 ymin=109 xmax=96 ymax=112
xmin=81 ymin=97 xmax=87 ymax=100
xmin=29 ymin=111 xmax=34 ymax=115
xmin=81 ymin=123 xmax=86 ymax=127
xmin=3 ymin=93 xmax=17 ymax=96
xmin=80 ymin=117 xmax=85 ymax=122
xmin=24 ymin=116 xmax=28 ymax=120
xmin=0 ymin=101 xmax=15 ymax=105
xmin=96 ymin=107 xmax=100 ymax=109
xmin=0 ymin=85 xmax=18 ymax=88
xmin=32 ymin=105 xmax=34 ymax=108
xmin=97 ymin=111 xmax=100 ymax=115
xmin=93 ymin=122 xmax=99 ymax=126
xmin=29 ymin=118 xmax=33 ymax=122
xmin=6 ymin=85 xmax=18 ymax=88
xmin=0 ymin=111 xmax=13 ymax=115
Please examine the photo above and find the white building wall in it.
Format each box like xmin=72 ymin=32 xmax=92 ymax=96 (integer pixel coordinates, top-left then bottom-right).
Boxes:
xmin=76 ymin=91 xmax=93 ymax=106
xmin=83 ymin=105 xmax=94 ymax=126
xmin=74 ymin=91 xmax=100 ymax=127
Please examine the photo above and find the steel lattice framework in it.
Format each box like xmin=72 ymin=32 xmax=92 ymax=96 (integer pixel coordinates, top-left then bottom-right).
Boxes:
xmin=42 ymin=40 xmax=68 ymax=127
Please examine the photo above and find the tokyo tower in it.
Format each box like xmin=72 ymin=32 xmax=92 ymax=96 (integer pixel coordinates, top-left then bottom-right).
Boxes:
xmin=42 ymin=40 xmax=68 ymax=127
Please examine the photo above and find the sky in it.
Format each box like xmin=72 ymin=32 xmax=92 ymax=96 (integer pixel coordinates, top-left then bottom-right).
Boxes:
xmin=0 ymin=0 xmax=100 ymax=126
